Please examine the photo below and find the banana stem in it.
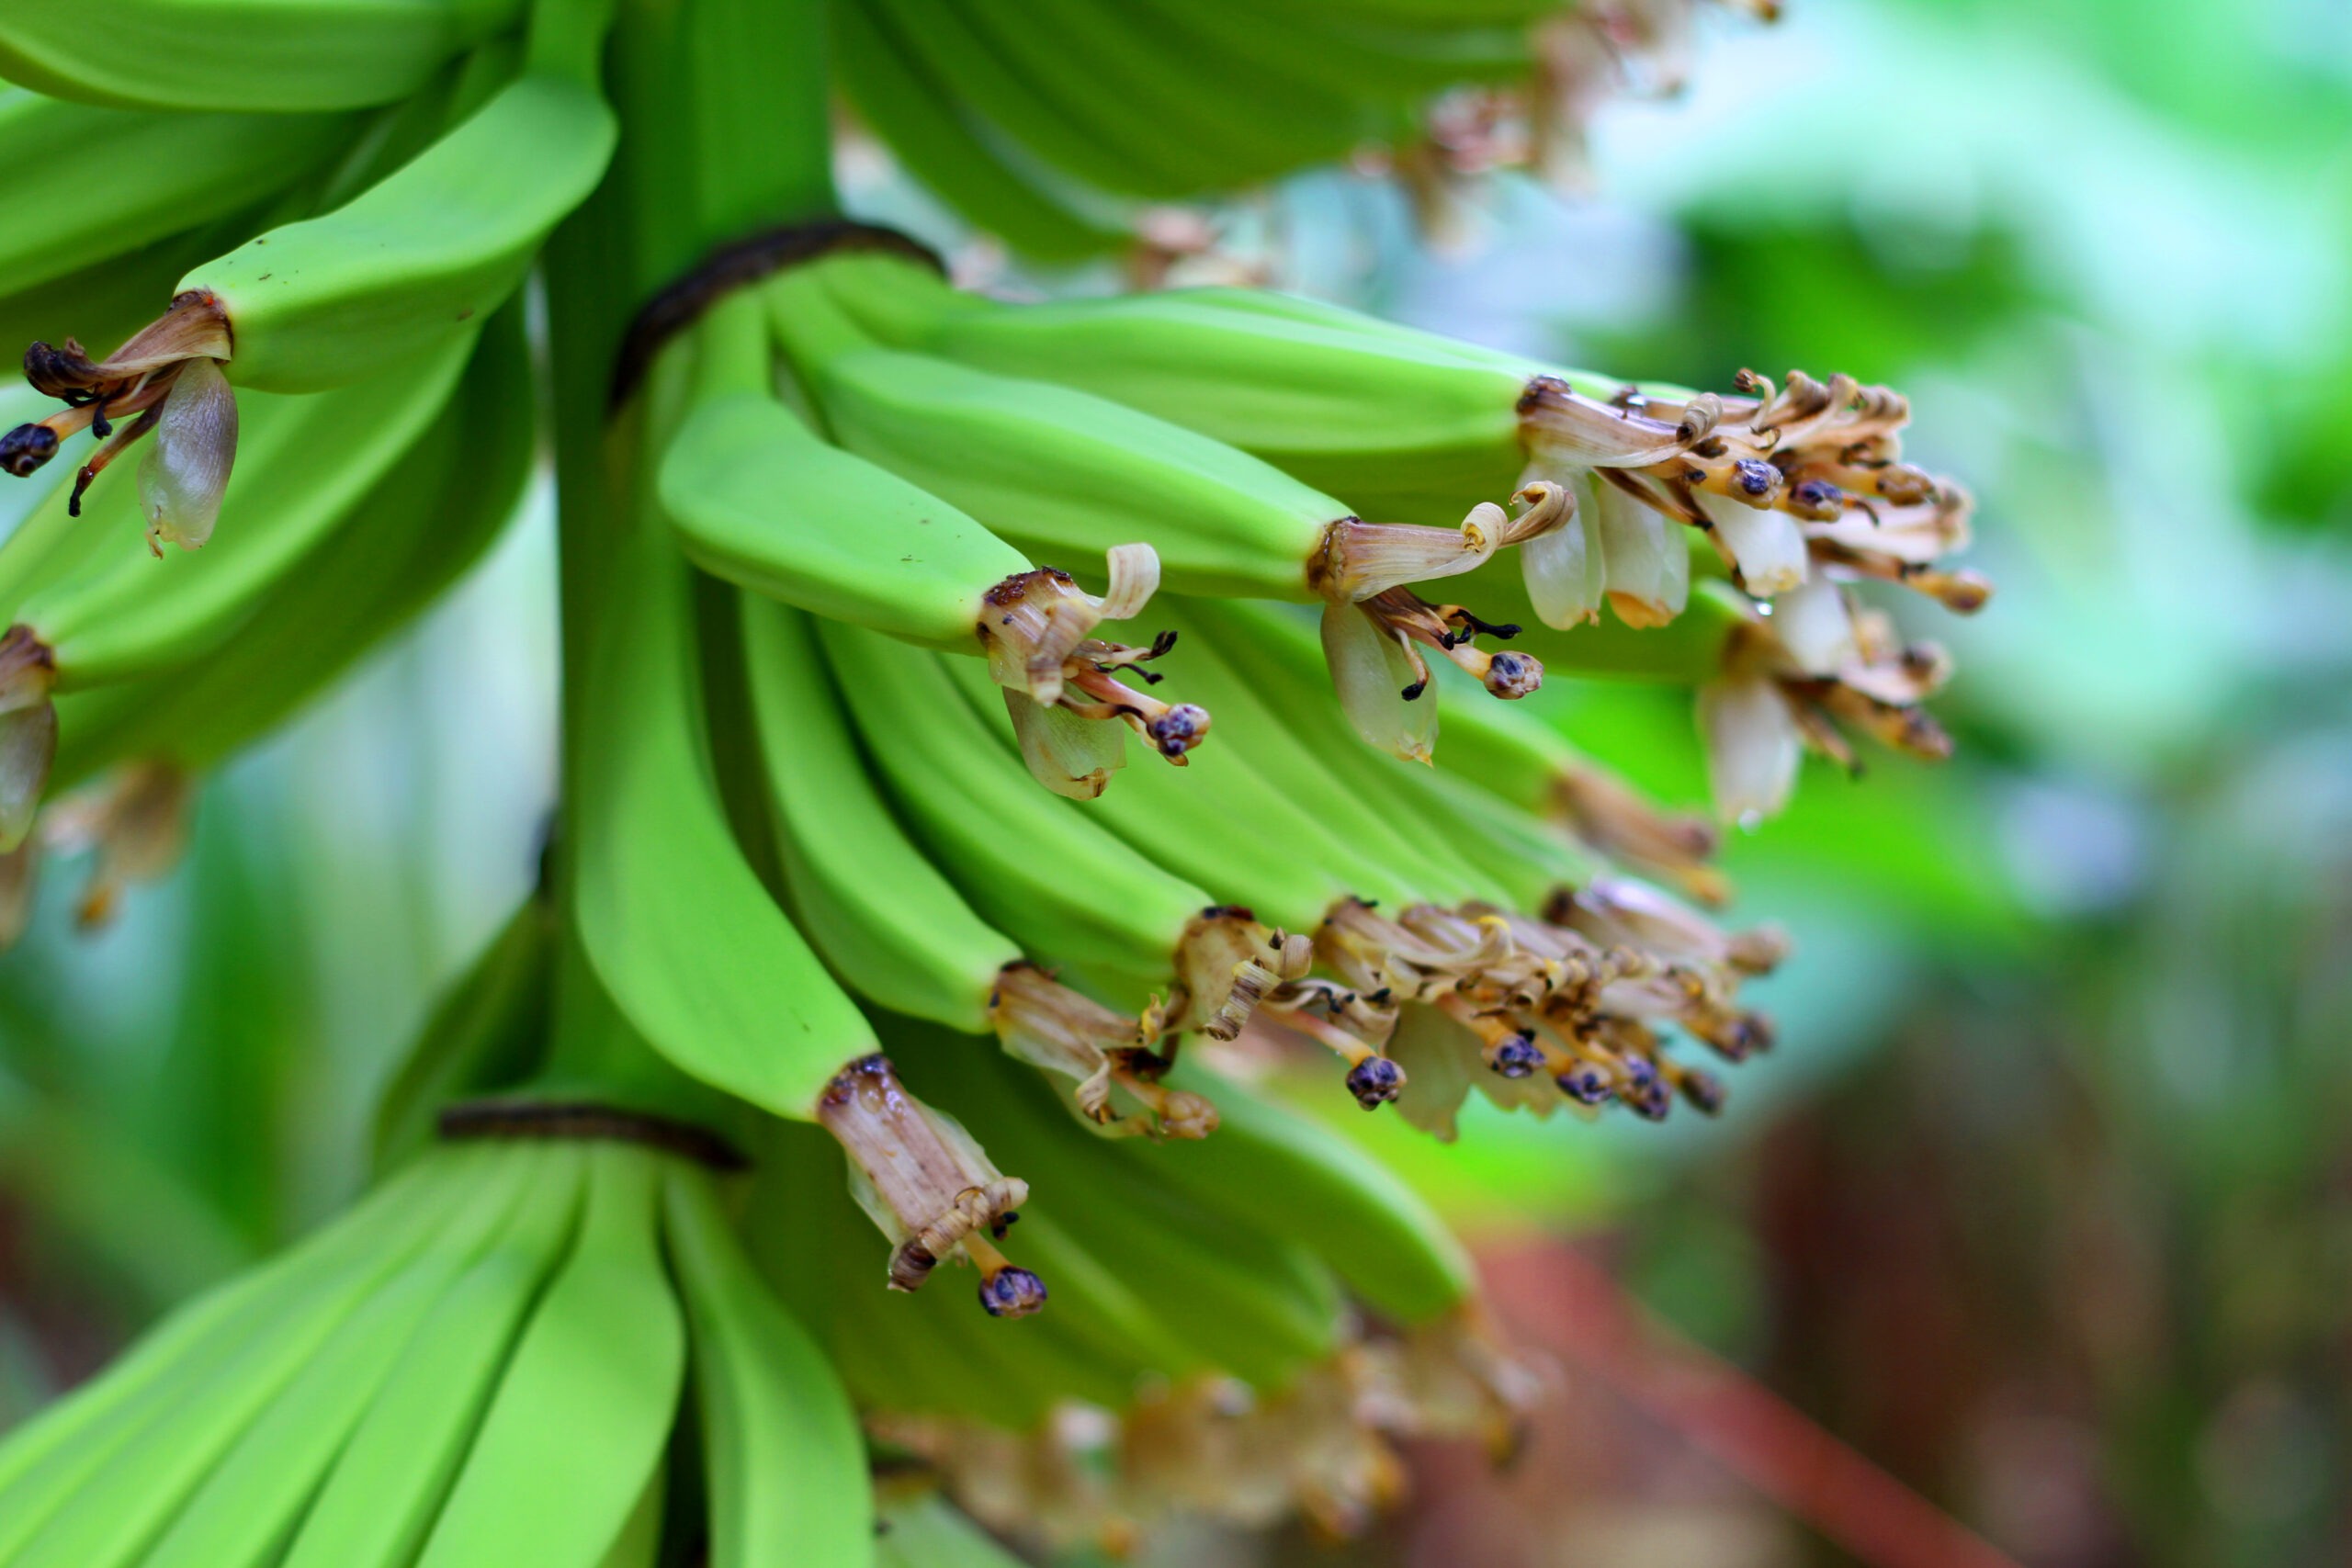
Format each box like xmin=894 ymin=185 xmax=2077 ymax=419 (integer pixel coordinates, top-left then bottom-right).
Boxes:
xmin=536 ymin=0 xmax=839 ymax=1105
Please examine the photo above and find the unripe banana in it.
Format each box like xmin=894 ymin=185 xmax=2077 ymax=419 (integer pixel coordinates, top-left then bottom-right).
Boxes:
xmin=811 ymin=615 xmax=1210 ymax=987
xmin=0 ymin=1151 xmax=484 ymax=1562
xmin=0 ymin=93 xmax=357 ymax=297
xmin=930 ymin=1040 xmax=1344 ymax=1391
xmin=179 ymin=71 xmax=616 ymax=392
xmin=1144 ymin=594 xmax=1495 ymax=904
xmin=413 ymin=1145 xmax=684 ymax=1568
xmin=571 ymin=484 xmax=876 ymax=1120
xmin=666 ymin=389 xmax=1034 ymax=649
xmin=933 ymin=645 xmax=1420 ymax=924
xmin=14 ymin=324 xmax=476 ymax=690
xmin=279 ymin=1148 xmax=591 ymax=1568
xmin=0 ymin=0 xmax=525 ymax=112
xmin=828 ymin=0 xmax=1122 ymax=261
xmin=47 ymin=299 xmax=535 ymax=791
xmin=662 ymin=1168 xmax=877 ymax=1568
xmin=130 ymin=1150 xmax=543 ymax=1568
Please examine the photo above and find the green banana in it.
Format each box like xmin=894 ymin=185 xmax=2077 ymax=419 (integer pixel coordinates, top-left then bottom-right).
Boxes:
xmin=1136 ymin=2 xmax=1532 ymax=98
xmin=929 ymin=1039 xmax=1343 ymax=1392
xmin=1180 ymin=595 xmax=1585 ymax=908
xmin=0 ymin=1151 xmax=481 ymax=1563
xmin=665 ymin=387 xmax=1035 ymax=651
xmin=771 ymin=271 xmax=1357 ymax=603
xmin=179 ymin=70 xmax=616 ymax=392
xmin=865 ymin=0 xmax=1199 ymax=199
xmin=741 ymin=595 xmax=1016 ymax=1032
xmin=826 ymin=0 xmax=1124 ymax=261
xmin=10 ymin=324 xmax=475 ymax=690
xmin=414 ymin=1144 xmax=684 ymax=1568
xmin=0 ymin=93 xmax=357 ymax=298
xmin=571 ymin=477 xmax=877 ymax=1119
xmin=1424 ymin=660 xmax=1729 ymax=903
xmin=949 ymin=0 xmax=1364 ymax=194
xmin=662 ymin=1168 xmax=876 ymax=1568
xmin=1146 ymin=593 xmax=1494 ymax=904
xmin=1142 ymin=1061 xmax=1473 ymax=1325
xmin=933 ymin=645 xmax=1418 ymax=924
xmin=820 ymin=259 xmax=1551 ymax=526
xmin=746 ymin=596 xmax=1213 ymax=1134
xmin=279 ymin=1146 xmax=591 ymax=1568
xmin=811 ymin=615 xmax=1207 ymax=987
xmin=0 ymin=1155 xmax=446 ymax=1507
xmin=129 ymin=1148 xmax=542 ymax=1568
xmin=0 ymin=0 xmax=525 ymax=112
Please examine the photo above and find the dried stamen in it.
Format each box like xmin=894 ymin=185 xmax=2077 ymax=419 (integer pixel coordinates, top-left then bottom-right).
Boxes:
xmin=978 ymin=545 xmax=1213 ymax=787
xmin=989 ymin=962 xmax=1216 ymax=1139
xmin=817 ymin=1053 xmax=1041 ymax=1307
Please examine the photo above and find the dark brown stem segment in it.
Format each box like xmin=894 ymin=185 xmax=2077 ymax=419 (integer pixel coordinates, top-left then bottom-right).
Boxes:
xmin=609 ymin=219 xmax=944 ymax=407
xmin=436 ymin=1098 xmax=749 ymax=1170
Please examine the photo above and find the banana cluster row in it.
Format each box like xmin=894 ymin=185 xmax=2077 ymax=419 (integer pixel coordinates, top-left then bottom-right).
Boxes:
xmin=829 ymin=0 xmax=1677 ymax=264
xmin=0 ymin=1138 xmax=872 ymax=1568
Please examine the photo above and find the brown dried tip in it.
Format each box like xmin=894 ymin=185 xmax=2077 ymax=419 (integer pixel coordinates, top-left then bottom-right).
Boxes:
xmin=817 ymin=1054 xmax=1040 ymax=1306
xmin=0 ymin=626 xmax=59 ymax=855
xmin=1351 ymin=587 xmax=1544 ymax=703
xmin=978 ymin=545 xmax=1212 ymax=785
xmin=1522 ymin=365 xmax=1987 ymax=615
xmin=37 ymin=761 xmax=191 ymax=931
xmin=1172 ymin=907 xmax=1309 ymax=1042
xmin=990 ymin=962 xmax=1217 ymax=1139
xmin=12 ymin=293 xmax=236 ymax=525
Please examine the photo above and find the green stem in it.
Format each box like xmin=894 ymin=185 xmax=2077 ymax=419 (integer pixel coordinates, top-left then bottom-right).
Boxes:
xmin=534 ymin=0 xmax=838 ymax=1111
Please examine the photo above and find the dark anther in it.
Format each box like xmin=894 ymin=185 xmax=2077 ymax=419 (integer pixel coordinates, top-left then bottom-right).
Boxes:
xmin=1136 ymin=666 xmax=1165 ymax=684
xmin=0 ymin=423 xmax=58 ymax=478
xmin=1147 ymin=628 xmax=1179 ymax=658
xmin=990 ymin=1210 xmax=1020 ymax=1238
xmin=1788 ymin=478 xmax=1845 ymax=520
xmin=1678 ymin=1069 xmax=1727 ymax=1115
xmin=1491 ymin=1036 xmax=1544 ymax=1079
xmin=1484 ymin=651 xmax=1542 ymax=699
xmin=978 ymin=1267 xmax=1048 ymax=1318
xmin=1398 ymin=678 xmax=1428 ymax=702
xmin=1692 ymin=436 xmax=1727 ymax=459
xmin=1625 ymin=1079 xmax=1673 ymax=1121
xmin=1556 ymin=1065 xmax=1611 ymax=1105
xmin=67 ymin=466 xmax=95 ymax=515
xmin=1147 ymin=703 xmax=1209 ymax=758
xmin=1344 ymin=1056 xmax=1404 ymax=1110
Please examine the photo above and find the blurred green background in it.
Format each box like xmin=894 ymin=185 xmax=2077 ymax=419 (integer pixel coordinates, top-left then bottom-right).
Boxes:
xmin=3 ymin=1 xmax=2346 ymax=1564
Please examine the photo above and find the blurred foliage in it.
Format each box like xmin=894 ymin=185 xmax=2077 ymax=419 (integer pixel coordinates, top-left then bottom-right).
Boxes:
xmin=4 ymin=1 xmax=2349 ymax=1565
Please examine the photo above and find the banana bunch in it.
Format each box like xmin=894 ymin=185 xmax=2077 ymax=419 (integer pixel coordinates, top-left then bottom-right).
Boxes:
xmin=0 ymin=0 xmax=1997 ymax=1555
xmin=0 ymin=1130 xmax=876 ymax=1568
xmin=827 ymin=0 xmax=1778 ymax=262
xmin=753 ymin=1019 xmax=1532 ymax=1553
xmin=0 ymin=0 xmax=619 ymax=859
